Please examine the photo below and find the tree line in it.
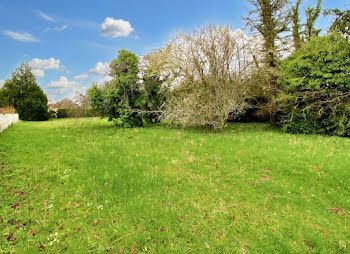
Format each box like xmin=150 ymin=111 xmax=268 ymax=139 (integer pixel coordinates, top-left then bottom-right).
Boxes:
xmin=87 ymin=0 xmax=349 ymax=136
xmin=0 ymin=0 xmax=349 ymax=136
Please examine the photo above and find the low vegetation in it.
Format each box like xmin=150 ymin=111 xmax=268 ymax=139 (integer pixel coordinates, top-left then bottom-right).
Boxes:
xmin=1 ymin=118 xmax=349 ymax=252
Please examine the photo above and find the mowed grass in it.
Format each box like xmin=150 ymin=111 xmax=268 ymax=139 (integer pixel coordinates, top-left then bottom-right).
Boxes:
xmin=0 ymin=118 xmax=349 ymax=253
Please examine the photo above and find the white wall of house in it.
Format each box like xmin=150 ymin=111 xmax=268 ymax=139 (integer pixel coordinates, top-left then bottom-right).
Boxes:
xmin=0 ymin=114 xmax=19 ymax=133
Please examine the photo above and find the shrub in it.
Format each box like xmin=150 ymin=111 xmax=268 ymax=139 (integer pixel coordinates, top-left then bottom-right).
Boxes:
xmin=48 ymin=110 xmax=56 ymax=119
xmin=278 ymin=33 xmax=350 ymax=137
xmin=56 ymin=109 xmax=68 ymax=118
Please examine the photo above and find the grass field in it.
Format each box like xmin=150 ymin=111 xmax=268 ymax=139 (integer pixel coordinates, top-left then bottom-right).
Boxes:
xmin=0 ymin=118 xmax=349 ymax=253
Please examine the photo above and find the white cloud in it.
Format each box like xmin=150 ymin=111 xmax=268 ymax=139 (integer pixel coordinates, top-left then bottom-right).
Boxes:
xmin=3 ymin=31 xmax=39 ymax=43
xmin=28 ymin=58 xmax=62 ymax=78
xmin=29 ymin=58 xmax=61 ymax=70
xmin=0 ymin=80 xmax=4 ymax=87
xmin=100 ymin=17 xmax=134 ymax=38
xmin=47 ymin=76 xmax=79 ymax=88
xmin=32 ymin=69 xmax=45 ymax=78
xmin=73 ymin=73 xmax=89 ymax=80
xmin=89 ymin=62 xmax=110 ymax=76
xmin=45 ymin=25 xmax=68 ymax=32
xmin=46 ymin=86 xmax=81 ymax=101
xmin=46 ymin=76 xmax=83 ymax=101
xmin=96 ymin=75 xmax=113 ymax=85
xmin=57 ymin=25 xmax=68 ymax=31
xmin=35 ymin=10 xmax=55 ymax=22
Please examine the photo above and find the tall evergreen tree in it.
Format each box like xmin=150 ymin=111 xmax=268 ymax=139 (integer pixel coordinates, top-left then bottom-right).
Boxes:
xmin=0 ymin=63 xmax=48 ymax=121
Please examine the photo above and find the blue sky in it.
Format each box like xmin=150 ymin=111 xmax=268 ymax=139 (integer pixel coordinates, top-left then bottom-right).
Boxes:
xmin=0 ymin=0 xmax=348 ymax=101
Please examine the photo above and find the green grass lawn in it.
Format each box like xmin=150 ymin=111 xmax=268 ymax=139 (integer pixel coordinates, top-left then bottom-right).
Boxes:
xmin=1 ymin=118 xmax=349 ymax=253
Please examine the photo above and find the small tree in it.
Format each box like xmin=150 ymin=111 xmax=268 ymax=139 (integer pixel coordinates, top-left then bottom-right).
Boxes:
xmin=87 ymin=50 xmax=144 ymax=128
xmin=87 ymin=83 xmax=104 ymax=114
xmin=109 ymin=50 xmax=143 ymax=127
xmin=0 ymin=63 xmax=48 ymax=121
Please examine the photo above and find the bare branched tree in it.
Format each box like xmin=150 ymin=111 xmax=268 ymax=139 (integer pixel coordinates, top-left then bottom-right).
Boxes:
xmin=148 ymin=25 xmax=255 ymax=132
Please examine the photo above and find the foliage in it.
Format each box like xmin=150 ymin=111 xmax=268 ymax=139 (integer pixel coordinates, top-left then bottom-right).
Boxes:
xmin=87 ymin=50 xmax=144 ymax=128
xmin=0 ymin=90 xmax=4 ymax=108
xmin=1 ymin=118 xmax=349 ymax=252
xmin=141 ymin=68 xmax=166 ymax=123
xmin=0 ymin=63 xmax=48 ymax=121
xmin=48 ymin=109 xmax=56 ymax=119
xmin=50 ymin=108 xmax=98 ymax=119
xmin=245 ymin=0 xmax=290 ymax=126
xmin=110 ymin=49 xmax=139 ymax=77
xmin=67 ymin=108 xmax=99 ymax=118
xmin=237 ymin=66 xmax=277 ymax=122
xmin=245 ymin=0 xmax=289 ymax=67
xmin=56 ymin=108 xmax=69 ymax=118
xmin=291 ymin=0 xmax=303 ymax=49
xmin=86 ymin=84 xmax=104 ymax=114
xmin=278 ymin=33 xmax=350 ymax=136
xmin=305 ymin=0 xmax=322 ymax=41
xmin=325 ymin=8 xmax=350 ymax=40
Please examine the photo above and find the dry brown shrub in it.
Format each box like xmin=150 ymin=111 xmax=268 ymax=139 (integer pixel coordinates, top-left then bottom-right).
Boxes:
xmin=0 ymin=106 xmax=16 ymax=114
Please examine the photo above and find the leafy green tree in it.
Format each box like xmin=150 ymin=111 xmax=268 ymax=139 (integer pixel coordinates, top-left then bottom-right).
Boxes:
xmin=110 ymin=49 xmax=139 ymax=78
xmin=0 ymin=63 xmax=48 ymax=121
xmin=109 ymin=50 xmax=143 ymax=127
xmin=278 ymin=33 xmax=350 ymax=137
xmin=86 ymin=83 xmax=104 ymax=114
xmin=88 ymin=50 xmax=144 ymax=128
